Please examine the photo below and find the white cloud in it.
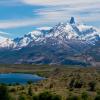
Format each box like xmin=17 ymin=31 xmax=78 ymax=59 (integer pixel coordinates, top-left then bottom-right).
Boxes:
xmin=37 ymin=27 xmax=52 ymax=30
xmin=21 ymin=0 xmax=100 ymax=6
xmin=0 ymin=0 xmax=100 ymax=29
xmin=0 ymin=31 xmax=9 ymax=35
xmin=0 ymin=9 xmax=100 ymax=29
xmin=0 ymin=17 xmax=59 ymax=29
xmin=0 ymin=19 xmax=38 ymax=29
xmin=22 ymin=0 xmax=100 ymax=26
xmin=0 ymin=31 xmax=10 ymax=38
xmin=0 ymin=0 xmax=22 ymax=6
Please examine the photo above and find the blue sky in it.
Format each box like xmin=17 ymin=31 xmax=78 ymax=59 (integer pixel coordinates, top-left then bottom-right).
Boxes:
xmin=0 ymin=0 xmax=100 ymax=38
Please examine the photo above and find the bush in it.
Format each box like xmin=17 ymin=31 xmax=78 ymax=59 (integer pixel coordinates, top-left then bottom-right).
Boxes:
xmin=33 ymin=95 xmax=38 ymax=100
xmin=0 ymin=84 xmax=11 ymax=100
xmin=74 ymin=80 xmax=83 ymax=88
xmin=38 ymin=91 xmax=53 ymax=100
xmin=9 ymin=88 xmax=16 ymax=92
xmin=27 ymin=80 xmax=33 ymax=84
xmin=81 ymin=92 xmax=88 ymax=100
xmin=69 ymin=78 xmax=75 ymax=88
xmin=88 ymin=81 xmax=96 ymax=91
xmin=66 ymin=95 xmax=80 ymax=100
xmin=69 ymin=79 xmax=83 ymax=89
xmin=18 ymin=95 xmax=26 ymax=100
xmin=28 ymin=86 xmax=33 ymax=96
xmin=96 ymin=89 xmax=100 ymax=95
xmin=33 ymin=91 xmax=61 ymax=100
xmin=52 ymin=94 xmax=61 ymax=100
xmin=94 ymin=95 xmax=100 ymax=100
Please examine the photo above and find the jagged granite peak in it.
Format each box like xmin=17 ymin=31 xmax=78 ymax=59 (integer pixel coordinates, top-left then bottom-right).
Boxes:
xmin=70 ymin=17 xmax=75 ymax=24
xmin=0 ymin=17 xmax=100 ymax=65
xmin=0 ymin=17 xmax=100 ymax=49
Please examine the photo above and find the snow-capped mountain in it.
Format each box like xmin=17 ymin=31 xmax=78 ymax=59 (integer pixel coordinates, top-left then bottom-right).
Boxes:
xmin=0 ymin=35 xmax=15 ymax=49
xmin=0 ymin=17 xmax=99 ymax=49
xmin=0 ymin=17 xmax=99 ymax=65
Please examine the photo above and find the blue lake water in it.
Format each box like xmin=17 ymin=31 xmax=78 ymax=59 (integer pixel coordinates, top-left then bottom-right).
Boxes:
xmin=0 ymin=73 xmax=44 ymax=84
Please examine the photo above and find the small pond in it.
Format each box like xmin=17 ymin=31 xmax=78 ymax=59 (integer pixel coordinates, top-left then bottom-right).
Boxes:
xmin=0 ymin=73 xmax=44 ymax=84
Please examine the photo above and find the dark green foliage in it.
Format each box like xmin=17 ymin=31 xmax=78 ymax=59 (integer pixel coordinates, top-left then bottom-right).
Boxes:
xmin=0 ymin=84 xmax=11 ymax=100
xmin=38 ymin=91 xmax=53 ymax=100
xmin=18 ymin=95 xmax=26 ymax=100
xmin=88 ymin=81 xmax=96 ymax=91
xmin=52 ymin=94 xmax=61 ymax=100
xmin=33 ymin=95 xmax=39 ymax=100
xmin=94 ymin=95 xmax=100 ymax=100
xmin=96 ymin=89 xmax=100 ymax=95
xmin=81 ymin=92 xmax=88 ymax=100
xmin=66 ymin=95 xmax=80 ymax=100
xmin=49 ymin=83 xmax=53 ymax=89
xmin=27 ymin=80 xmax=33 ymax=84
xmin=28 ymin=86 xmax=33 ymax=96
xmin=74 ymin=80 xmax=83 ymax=88
xmin=69 ymin=79 xmax=83 ymax=89
xmin=9 ymin=88 xmax=16 ymax=92
xmin=33 ymin=91 xmax=61 ymax=100
xmin=69 ymin=78 xmax=75 ymax=88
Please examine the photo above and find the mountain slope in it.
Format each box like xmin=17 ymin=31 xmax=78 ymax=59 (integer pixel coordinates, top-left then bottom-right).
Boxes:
xmin=0 ymin=17 xmax=99 ymax=65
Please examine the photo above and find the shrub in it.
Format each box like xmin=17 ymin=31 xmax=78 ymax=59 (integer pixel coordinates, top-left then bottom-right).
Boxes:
xmin=94 ymin=95 xmax=100 ymax=100
xmin=33 ymin=95 xmax=38 ymax=100
xmin=66 ymin=95 xmax=80 ymax=100
xmin=9 ymin=88 xmax=16 ymax=92
xmin=28 ymin=86 xmax=33 ymax=96
xmin=0 ymin=84 xmax=11 ymax=100
xmin=52 ymin=94 xmax=61 ymax=100
xmin=69 ymin=78 xmax=75 ymax=88
xmin=27 ymin=80 xmax=33 ymax=84
xmin=81 ymin=92 xmax=88 ymax=100
xmin=88 ymin=81 xmax=96 ymax=91
xmin=38 ymin=91 xmax=52 ymax=100
xmin=96 ymin=89 xmax=100 ymax=95
xmin=33 ymin=91 xmax=61 ymax=100
xmin=69 ymin=79 xmax=83 ymax=89
xmin=18 ymin=95 xmax=26 ymax=100
xmin=74 ymin=80 xmax=83 ymax=88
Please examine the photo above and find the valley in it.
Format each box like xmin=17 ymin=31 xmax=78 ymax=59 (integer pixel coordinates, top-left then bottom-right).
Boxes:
xmin=0 ymin=64 xmax=100 ymax=100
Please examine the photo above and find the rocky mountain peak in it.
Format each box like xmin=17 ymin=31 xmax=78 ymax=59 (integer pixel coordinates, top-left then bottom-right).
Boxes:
xmin=70 ymin=17 xmax=75 ymax=24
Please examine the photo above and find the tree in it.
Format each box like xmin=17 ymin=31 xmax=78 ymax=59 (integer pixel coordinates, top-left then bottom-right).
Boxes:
xmin=0 ymin=84 xmax=11 ymax=100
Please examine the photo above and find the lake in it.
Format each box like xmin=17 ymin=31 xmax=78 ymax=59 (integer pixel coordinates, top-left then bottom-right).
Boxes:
xmin=0 ymin=73 xmax=44 ymax=84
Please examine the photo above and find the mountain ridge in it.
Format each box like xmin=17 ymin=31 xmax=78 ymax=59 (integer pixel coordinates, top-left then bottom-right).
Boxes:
xmin=0 ymin=17 xmax=100 ymax=49
xmin=0 ymin=17 xmax=99 ymax=65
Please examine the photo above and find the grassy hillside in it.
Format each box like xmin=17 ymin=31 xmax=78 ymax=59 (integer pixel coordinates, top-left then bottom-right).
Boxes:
xmin=0 ymin=64 xmax=100 ymax=100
